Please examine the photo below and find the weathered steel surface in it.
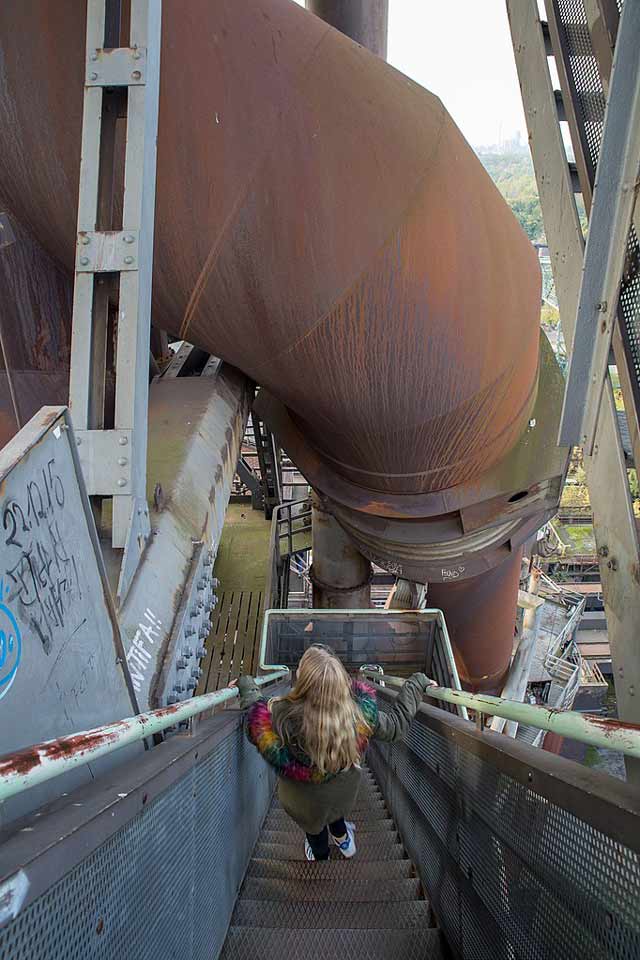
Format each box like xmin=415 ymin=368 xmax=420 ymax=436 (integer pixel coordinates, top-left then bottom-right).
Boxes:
xmin=0 ymin=0 xmax=540 ymax=499
xmin=0 ymin=218 xmax=72 ymax=447
xmin=428 ymin=550 xmax=524 ymax=692
xmin=366 ymin=669 xmax=640 ymax=761
xmin=117 ymin=364 xmax=252 ymax=711
xmin=310 ymin=493 xmax=372 ymax=609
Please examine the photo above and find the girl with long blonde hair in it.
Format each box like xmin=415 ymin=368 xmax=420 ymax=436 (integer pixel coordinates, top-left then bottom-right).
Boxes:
xmin=238 ymin=645 xmax=434 ymax=861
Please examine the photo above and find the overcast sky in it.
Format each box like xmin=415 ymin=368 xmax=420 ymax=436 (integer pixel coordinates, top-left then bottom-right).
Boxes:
xmin=294 ymin=0 xmax=527 ymax=148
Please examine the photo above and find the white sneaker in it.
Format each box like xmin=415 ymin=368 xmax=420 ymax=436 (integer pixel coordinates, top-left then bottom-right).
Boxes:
xmin=331 ymin=821 xmax=357 ymax=858
xmin=304 ymin=837 xmax=316 ymax=861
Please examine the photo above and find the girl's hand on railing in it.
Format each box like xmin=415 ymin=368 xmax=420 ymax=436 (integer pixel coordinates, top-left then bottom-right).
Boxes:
xmin=413 ymin=673 xmax=438 ymax=691
xmin=237 ymin=675 xmax=261 ymax=709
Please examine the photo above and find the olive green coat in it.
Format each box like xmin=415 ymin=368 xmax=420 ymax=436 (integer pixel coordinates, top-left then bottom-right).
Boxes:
xmin=240 ymin=673 xmax=429 ymax=835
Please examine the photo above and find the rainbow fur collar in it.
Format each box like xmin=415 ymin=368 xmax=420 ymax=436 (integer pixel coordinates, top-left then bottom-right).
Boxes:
xmin=246 ymin=679 xmax=378 ymax=784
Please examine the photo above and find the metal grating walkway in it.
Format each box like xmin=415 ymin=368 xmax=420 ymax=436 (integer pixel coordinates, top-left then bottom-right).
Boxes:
xmin=220 ymin=768 xmax=445 ymax=959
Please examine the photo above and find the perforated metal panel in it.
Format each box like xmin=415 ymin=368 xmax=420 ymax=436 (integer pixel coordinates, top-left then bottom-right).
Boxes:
xmin=553 ymin=0 xmax=640 ymax=409
xmin=263 ymin=610 xmax=464 ymax=715
xmin=370 ymin=695 xmax=640 ymax=960
xmin=0 ymin=720 xmax=274 ymax=960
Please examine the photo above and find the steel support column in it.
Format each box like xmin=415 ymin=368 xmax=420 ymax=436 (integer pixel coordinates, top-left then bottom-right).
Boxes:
xmin=69 ymin=0 xmax=161 ymax=577
xmin=507 ymin=0 xmax=640 ymax=783
xmin=428 ymin=550 xmax=523 ymax=693
xmin=310 ymin=494 xmax=372 ymax=609
xmin=306 ymin=0 xmax=389 ymax=58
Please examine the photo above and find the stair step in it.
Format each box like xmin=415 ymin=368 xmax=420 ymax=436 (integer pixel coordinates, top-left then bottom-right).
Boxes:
xmin=263 ymin=813 xmax=395 ymax=833
xmin=271 ymin=797 xmax=386 ymax=813
xmin=254 ymin=840 xmax=405 ymax=862
xmin=220 ymin=927 xmax=444 ymax=959
xmin=231 ymin=899 xmax=432 ymax=930
xmin=246 ymin=857 xmax=415 ymax=882
xmin=240 ymin=876 xmax=422 ymax=903
xmin=276 ymin=803 xmax=391 ymax=822
xmin=259 ymin=827 xmax=398 ymax=846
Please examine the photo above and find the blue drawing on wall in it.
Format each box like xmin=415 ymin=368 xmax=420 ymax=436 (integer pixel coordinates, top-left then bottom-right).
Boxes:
xmin=0 ymin=579 xmax=21 ymax=701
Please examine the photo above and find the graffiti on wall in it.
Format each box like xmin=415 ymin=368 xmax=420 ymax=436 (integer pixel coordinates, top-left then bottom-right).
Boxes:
xmin=0 ymin=454 xmax=84 ymax=693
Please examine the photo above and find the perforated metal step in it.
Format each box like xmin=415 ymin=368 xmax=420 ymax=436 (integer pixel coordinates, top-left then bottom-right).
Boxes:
xmin=263 ymin=813 xmax=396 ymax=833
xmin=271 ymin=797 xmax=387 ymax=813
xmin=254 ymin=839 xmax=406 ymax=861
xmin=231 ymin=899 xmax=432 ymax=930
xmin=220 ymin=926 xmax=444 ymax=959
xmin=259 ymin=827 xmax=398 ymax=847
xmin=239 ymin=876 xmax=423 ymax=902
xmin=246 ymin=857 xmax=415 ymax=881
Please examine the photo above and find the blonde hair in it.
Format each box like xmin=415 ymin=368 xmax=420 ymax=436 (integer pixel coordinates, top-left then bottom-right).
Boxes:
xmin=271 ymin=645 xmax=370 ymax=776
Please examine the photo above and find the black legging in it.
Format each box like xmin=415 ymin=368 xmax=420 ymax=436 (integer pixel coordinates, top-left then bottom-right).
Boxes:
xmin=306 ymin=818 xmax=347 ymax=860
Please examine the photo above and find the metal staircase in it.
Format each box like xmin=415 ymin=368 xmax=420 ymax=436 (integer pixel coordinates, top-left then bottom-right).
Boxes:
xmin=220 ymin=767 xmax=444 ymax=959
xmin=0 ymin=613 xmax=639 ymax=959
xmin=252 ymin=414 xmax=283 ymax=520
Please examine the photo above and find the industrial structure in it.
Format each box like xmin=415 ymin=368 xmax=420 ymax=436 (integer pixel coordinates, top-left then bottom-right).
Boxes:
xmin=0 ymin=1 xmax=638 ymax=958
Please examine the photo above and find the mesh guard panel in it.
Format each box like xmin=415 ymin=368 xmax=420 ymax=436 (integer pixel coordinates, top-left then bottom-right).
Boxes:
xmin=554 ymin=0 xmax=640 ymax=411
xmin=369 ymin=696 xmax=640 ymax=960
xmin=0 ymin=721 xmax=275 ymax=960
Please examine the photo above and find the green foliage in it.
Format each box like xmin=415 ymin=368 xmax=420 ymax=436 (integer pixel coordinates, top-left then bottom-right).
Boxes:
xmin=477 ymin=150 xmax=545 ymax=243
xmin=541 ymin=304 xmax=560 ymax=328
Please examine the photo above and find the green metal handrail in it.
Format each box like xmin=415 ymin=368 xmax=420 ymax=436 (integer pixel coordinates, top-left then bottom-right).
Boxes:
xmin=0 ymin=670 xmax=288 ymax=803
xmin=3 ymin=639 xmax=638 ymax=805
xmin=363 ymin=670 xmax=640 ymax=760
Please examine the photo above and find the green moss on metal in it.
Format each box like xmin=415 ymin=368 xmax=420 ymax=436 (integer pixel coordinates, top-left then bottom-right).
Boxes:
xmin=213 ymin=504 xmax=271 ymax=592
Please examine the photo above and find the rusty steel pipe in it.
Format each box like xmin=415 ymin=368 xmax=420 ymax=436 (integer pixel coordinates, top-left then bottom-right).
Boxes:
xmin=427 ymin=550 xmax=524 ymax=692
xmin=0 ymin=0 xmax=560 ymax=686
xmin=305 ymin=0 xmax=385 ymax=610
xmin=306 ymin=0 xmax=389 ymax=58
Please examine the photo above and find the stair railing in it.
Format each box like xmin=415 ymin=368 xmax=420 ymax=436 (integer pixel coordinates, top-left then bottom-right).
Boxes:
xmin=0 ymin=669 xmax=288 ymax=803
xmin=362 ymin=669 xmax=640 ymax=762
xmin=3 ymin=629 xmax=639 ymax=805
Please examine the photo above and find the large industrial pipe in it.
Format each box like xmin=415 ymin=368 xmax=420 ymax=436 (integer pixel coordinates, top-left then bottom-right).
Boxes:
xmin=428 ymin=550 xmax=523 ymax=692
xmin=0 ymin=0 xmax=567 ymax=687
xmin=304 ymin=0 xmax=387 ymax=609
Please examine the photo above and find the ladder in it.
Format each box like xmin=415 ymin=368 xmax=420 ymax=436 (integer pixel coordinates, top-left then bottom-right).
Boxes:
xmin=253 ymin=413 xmax=283 ymax=519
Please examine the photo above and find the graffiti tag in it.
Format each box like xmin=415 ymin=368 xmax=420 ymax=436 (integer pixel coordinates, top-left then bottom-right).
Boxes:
xmin=2 ymin=458 xmax=83 ymax=658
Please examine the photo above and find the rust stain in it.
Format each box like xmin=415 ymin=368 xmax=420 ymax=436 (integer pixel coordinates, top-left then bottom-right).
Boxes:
xmin=583 ymin=714 xmax=640 ymax=736
xmin=0 ymin=728 xmax=123 ymax=779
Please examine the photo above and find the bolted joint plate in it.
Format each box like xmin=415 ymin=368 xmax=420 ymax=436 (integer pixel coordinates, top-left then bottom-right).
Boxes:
xmin=86 ymin=46 xmax=147 ymax=87
xmin=76 ymin=230 xmax=139 ymax=273
xmin=74 ymin=429 xmax=133 ymax=496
